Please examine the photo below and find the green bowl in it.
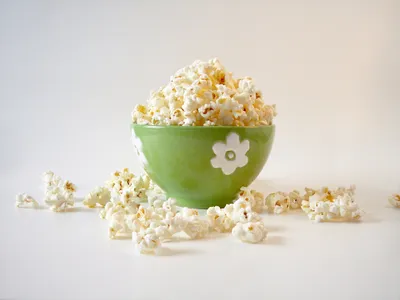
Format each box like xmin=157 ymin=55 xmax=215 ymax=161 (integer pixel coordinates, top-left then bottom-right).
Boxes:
xmin=131 ymin=124 xmax=275 ymax=208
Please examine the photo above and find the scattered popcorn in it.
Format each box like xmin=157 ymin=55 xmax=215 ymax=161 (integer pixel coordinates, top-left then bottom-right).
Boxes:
xmin=265 ymin=192 xmax=290 ymax=214
xmin=83 ymin=186 xmax=111 ymax=208
xmin=132 ymin=229 xmax=161 ymax=255
xmin=15 ymin=193 xmax=39 ymax=209
xmin=388 ymin=194 xmax=400 ymax=208
xmin=131 ymin=58 xmax=276 ymax=127
xmin=232 ymin=222 xmax=267 ymax=244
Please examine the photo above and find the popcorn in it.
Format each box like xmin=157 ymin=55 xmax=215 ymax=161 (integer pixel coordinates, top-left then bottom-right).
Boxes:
xmin=108 ymin=211 xmax=129 ymax=239
xmin=83 ymin=186 xmax=111 ymax=208
xmin=288 ymin=190 xmax=302 ymax=209
xmin=42 ymin=171 xmax=76 ymax=212
xmin=183 ymin=217 xmax=210 ymax=239
xmin=388 ymin=194 xmax=400 ymax=208
xmin=162 ymin=211 xmax=188 ymax=235
xmin=207 ymin=206 xmax=235 ymax=233
xmin=301 ymin=185 xmax=362 ymax=222
xmin=50 ymin=193 xmax=74 ymax=212
xmin=265 ymin=192 xmax=290 ymax=214
xmin=131 ymin=58 xmax=276 ymax=127
xmin=146 ymin=182 xmax=167 ymax=206
xmin=132 ymin=229 xmax=161 ymax=255
xmin=15 ymin=193 xmax=39 ymax=208
xmin=105 ymin=168 xmax=135 ymax=195
xmin=237 ymin=187 xmax=264 ymax=213
xmin=232 ymin=222 xmax=267 ymax=244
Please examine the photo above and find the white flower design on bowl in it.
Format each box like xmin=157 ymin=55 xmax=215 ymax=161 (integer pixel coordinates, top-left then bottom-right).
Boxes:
xmin=210 ymin=132 xmax=250 ymax=175
xmin=131 ymin=129 xmax=148 ymax=168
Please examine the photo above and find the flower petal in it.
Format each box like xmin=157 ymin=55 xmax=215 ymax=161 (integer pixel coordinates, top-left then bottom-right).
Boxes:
xmin=237 ymin=139 xmax=250 ymax=155
xmin=235 ymin=154 xmax=248 ymax=168
xmin=212 ymin=142 xmax=227 ymax=156
xmin=225 ymin=132 xmax=241 ymax=149
xmin=210 ymin=156 xmax=223 ymax=168
xmin=221 ymin=162 xmax=238 ymax=175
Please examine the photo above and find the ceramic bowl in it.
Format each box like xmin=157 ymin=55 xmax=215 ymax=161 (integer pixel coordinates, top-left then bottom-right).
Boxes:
xmin=131 ymin=125 xmax=275 ymax=208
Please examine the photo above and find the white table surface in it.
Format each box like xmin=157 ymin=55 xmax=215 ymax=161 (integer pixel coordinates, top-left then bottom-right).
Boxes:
xmin=1 ymin=177 xmax=399 ymax=300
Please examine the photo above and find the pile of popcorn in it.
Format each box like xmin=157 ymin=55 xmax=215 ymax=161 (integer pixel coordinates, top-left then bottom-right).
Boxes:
xmin=131 ymin=58 xmax=276 ymax=127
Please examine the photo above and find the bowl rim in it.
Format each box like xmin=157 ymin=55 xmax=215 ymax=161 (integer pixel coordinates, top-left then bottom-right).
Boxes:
xmin=131 ymin=124 xmax=275 ymax=129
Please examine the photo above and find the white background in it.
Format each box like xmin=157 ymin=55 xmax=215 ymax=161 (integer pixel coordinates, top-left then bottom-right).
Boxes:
xmin=0 ymin=1 xmax=399 ymax=299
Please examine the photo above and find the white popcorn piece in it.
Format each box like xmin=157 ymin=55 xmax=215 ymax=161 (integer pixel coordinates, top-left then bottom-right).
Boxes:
xmin=163 ymin=212 xmax=188 ymax=235
xmin=50 ymin=193 xmax=74 ymax=212
xmin=181 ymin=207 xmax=199 ymax=218
xmin=105 ymin=168 xmax=135 ymax=195
xmin=207 ymin=206 xmax=235 ymax=233
xmin=132 ymin=229 xmax=161 ymax=255
xmin=146 ymin=184 xmax=167 ymax=206
xmin=288 ymin=190 xmax=303 ymax=209
xmin=183 ymin=216 xmax=210 ymax=239
xmin=15 ymin=193 xmax=39 ymax=209
xmin=42 ymin=171 xmax=77 ymax=211
xmin=149 ymin=222 xmax=172 ymax=241
xmin=388 ymin=194 xmax=400 ymax=208
xmin=265 ymin=192 xmax=290 ymax=214
xmin=162 ymin=198 xmax=178 ymax=216
xmin=108 ymin=211 xmax=130 ymax=239
xmin=232 ymin=222 xmax=267 ymax=244
xmin=232 ymin=206 xmax=261 ymax=224
xmin=83 ymin=186 xmax=111 ymax=208
xmin=251 ymin=191 xmax=265 ymax=213
xmin=236 ymin=187 xmax=264 ymax=213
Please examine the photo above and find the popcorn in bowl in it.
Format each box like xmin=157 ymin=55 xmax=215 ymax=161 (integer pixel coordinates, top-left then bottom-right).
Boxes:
xmin=131 ymin=58 xmax=276 ymax=127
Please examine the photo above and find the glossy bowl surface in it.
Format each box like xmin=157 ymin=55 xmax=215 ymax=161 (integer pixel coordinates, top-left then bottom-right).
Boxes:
xmin=132 ymin=125 xmax=275 ymax=208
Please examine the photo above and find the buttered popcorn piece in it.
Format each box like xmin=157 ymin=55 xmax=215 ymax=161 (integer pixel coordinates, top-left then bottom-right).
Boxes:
xmin=388 ymin=194 xmax=400 ymax=208
xmin=15 ymin=193 xmax=39 ymax=208
xmin=131 ymin=58 xmax=276 ymax=127
xmin=83 ymin=186 xmax=111 ymax=208
xmin=232 ymin=222 xmax=267 ymax=244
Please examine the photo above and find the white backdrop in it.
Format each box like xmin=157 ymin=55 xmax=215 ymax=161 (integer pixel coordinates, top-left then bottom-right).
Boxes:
xmin=1 ymin=1 xmax=400 ymax=299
